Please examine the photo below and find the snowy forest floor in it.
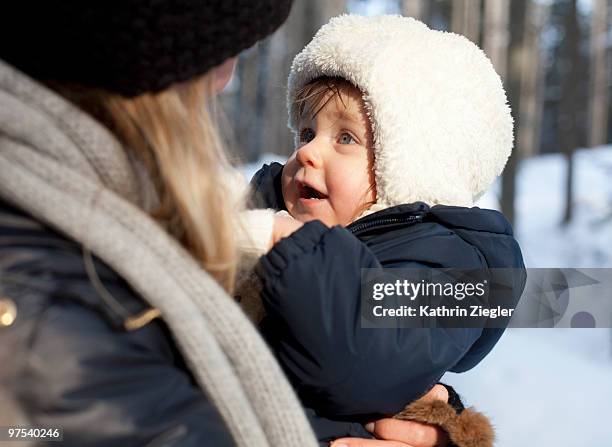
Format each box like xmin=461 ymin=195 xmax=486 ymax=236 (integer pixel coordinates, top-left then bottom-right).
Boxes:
xmin=240 ymin=145 xmax=612 ymax=446
xmin=444 ymin=145 xmax=612 ymax=447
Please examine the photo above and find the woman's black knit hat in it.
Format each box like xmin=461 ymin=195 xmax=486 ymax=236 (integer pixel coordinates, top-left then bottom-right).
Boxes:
xmin=1 ymin=0 xmax=293 ymax=97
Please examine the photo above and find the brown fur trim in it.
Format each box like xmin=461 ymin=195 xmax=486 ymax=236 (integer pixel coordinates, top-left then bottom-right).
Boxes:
xmin=447 ymin=408 xmax=495 ymax=447
xmin=394 ymin=399 xmax=457 ymax=426
xmin=394 ymin=401 xmax=494 ymax=447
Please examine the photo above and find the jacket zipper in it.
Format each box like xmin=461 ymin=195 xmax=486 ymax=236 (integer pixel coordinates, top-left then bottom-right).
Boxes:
xmin=348 ymin=214 xmax=423 ymax=236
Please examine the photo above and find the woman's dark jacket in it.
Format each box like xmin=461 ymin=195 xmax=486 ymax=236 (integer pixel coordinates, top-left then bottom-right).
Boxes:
xmin=250 ymin=162 xmax=526 ymax=419
xmin=0 ymin=198 xmax=373 ymax=445
xmin=0 ymin=199 xmax=239 ymax=446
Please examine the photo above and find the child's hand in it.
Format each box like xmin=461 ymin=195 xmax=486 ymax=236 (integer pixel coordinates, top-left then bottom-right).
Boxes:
xmin=270 ymin=214 xmax=304 ymax=249
xmin=331 ymin=385 xmax=450 ymax=447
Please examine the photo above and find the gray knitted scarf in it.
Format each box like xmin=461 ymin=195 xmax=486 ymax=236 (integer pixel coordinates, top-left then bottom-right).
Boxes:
xmin=0 ymin=60 xmax=317 ymax=447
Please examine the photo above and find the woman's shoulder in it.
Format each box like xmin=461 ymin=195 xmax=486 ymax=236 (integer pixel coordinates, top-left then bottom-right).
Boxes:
xmin=0 ymin=199 xmax=237 ymax=445
xmin=0 ymin=198 xmax=159 ymax=331
xmin=0 ymin=198 xmax=186 ymax=377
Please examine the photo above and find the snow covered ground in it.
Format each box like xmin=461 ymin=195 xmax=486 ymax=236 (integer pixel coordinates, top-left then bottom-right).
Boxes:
xmin=445 ymin=145 xmax=612 ymax=447
xmin=442 ymin=328 xmax=612 ymax=446
xmin=514 ymin=146 xmax=612 ymax=268
xmin=241 ymin=145 xmax=612 ymax=446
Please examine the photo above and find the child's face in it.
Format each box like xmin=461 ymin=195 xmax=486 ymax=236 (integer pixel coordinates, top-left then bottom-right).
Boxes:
xmin=282 ymin=86 xmax=376 ymax=227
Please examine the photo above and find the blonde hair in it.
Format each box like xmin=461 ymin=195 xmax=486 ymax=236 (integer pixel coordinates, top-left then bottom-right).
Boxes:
xmin=294 ymin=76 xmax=354 ymax=124
xmin=52 ymin=74 xmax=238 ymax=291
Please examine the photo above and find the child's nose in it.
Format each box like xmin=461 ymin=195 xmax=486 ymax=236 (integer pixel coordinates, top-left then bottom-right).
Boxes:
xmin=296 ymin=140 xmax=323 ymax=169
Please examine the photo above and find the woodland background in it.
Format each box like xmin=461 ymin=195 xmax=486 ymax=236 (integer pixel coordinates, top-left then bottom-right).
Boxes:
xmin=232 ymin=2 xmax=612 ymax=445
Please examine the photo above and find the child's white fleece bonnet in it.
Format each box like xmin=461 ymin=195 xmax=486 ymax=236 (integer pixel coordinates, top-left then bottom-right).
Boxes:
xmin=287 ymin=14 xmax=513 ymax=207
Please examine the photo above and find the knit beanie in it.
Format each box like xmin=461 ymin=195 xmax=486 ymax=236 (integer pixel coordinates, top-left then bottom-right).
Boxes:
xmin=287 ymin=15 xmax=513 ymax=207
xmin=1 ymin=0 xmax=293 ymax=97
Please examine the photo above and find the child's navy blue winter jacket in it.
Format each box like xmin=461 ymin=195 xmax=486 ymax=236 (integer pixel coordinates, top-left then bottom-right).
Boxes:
xmin=250 ymin=162 xmax=526 ymax=419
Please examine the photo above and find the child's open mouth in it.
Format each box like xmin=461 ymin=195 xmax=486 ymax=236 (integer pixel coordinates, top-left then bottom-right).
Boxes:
xmin=297 ymin=181 xmax=328 ymax=202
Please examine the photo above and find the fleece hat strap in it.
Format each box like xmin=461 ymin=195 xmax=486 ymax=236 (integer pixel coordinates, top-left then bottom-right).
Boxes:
xmin=287 ymin=14 xmax=513 ymax=207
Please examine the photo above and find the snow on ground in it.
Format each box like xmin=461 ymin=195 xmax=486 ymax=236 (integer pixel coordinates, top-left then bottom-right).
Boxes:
xmin=442 ymin=329 xmax=612 ymax=447
xmin=444 ymin=145 xmax=612 ymax=447
xmin=240 ymin=145 xmax=612 ymax=446
xmin=515 ymin=146 xmax=612 ymax=268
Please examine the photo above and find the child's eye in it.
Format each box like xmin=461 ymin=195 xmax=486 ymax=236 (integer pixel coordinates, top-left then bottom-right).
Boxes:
xmin=299 ymin=127 xmax=315 ymax=143
xmin=339 ymin=132 xmax=356 ymax=145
